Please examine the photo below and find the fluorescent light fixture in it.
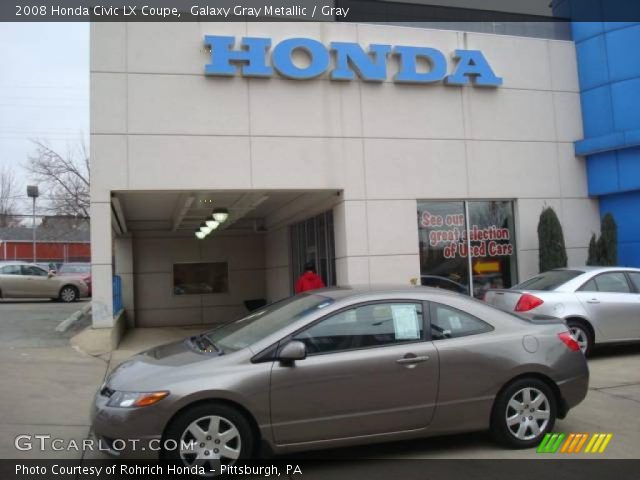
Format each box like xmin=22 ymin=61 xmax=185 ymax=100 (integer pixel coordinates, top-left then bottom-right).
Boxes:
xmin=212 ymin=208 xmax=229 ymax=223
xmin=195 ymin=231 xmax=206 ymax=240
xmin=199 ymin=222 xmax=212 ymax=234
xmin=206 ymin=219 xmax=220 ymax=230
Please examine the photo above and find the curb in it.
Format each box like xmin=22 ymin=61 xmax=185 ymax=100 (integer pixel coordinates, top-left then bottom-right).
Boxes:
xmin=55 ymin=302 xmax=92 ymax=333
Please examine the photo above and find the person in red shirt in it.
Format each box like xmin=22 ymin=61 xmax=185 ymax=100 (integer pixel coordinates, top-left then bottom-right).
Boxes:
xmin=295 ymin=261 xmax=326 ymax=293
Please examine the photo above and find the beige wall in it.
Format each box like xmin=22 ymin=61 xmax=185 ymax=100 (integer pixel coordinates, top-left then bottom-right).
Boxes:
xmin=131 ymin=234 xmax=265 ymax=327
xmin=90 ymin=21 xmax=598 ymax=327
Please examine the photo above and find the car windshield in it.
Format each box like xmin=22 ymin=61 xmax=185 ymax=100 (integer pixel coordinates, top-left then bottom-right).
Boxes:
xmin=513 ymin=269 xmax=583 ymax=291
xmin=59 ymin=264 xmax=90 ymax=274
xmin=204 ymin=294 xmax=334 ymax=352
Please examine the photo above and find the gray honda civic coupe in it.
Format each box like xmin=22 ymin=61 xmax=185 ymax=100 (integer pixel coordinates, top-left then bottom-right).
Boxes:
xmin=91 ymin=286 xmax=588 ymax=466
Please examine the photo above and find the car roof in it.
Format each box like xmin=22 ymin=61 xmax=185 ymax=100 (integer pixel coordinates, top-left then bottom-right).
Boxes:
xmin=553 ymin=266 xmax=640 ymax=273
xmin=315 ymin=284 xmax=462 ymax=301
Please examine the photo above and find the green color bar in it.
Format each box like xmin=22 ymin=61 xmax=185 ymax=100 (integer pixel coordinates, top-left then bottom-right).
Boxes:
xmin=537 ymin=433 xmax=553 ymax=453
xmin=551 ymin=433 xmax=566 ymax=453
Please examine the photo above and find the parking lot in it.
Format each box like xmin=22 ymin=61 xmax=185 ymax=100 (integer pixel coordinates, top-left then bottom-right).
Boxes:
xmin=0 ymin=301 xmax=639 ymax=460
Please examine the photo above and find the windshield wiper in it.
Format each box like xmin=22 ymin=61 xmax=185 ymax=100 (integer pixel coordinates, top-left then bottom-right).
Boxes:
xmin=190 ymin=335 xmax=223 ymax=355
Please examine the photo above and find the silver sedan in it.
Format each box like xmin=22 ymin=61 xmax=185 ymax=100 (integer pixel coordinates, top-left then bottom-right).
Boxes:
xmin=485 ymin=267 xmax=640 ymax=355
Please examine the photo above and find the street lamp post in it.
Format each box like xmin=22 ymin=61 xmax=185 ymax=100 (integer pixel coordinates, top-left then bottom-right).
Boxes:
xmin=26 ymin=185 xmax=39 ymax=263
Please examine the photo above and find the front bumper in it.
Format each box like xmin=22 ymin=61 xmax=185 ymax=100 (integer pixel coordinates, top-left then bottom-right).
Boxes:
xmin=91 ymin=388 xmax=166 ymax=459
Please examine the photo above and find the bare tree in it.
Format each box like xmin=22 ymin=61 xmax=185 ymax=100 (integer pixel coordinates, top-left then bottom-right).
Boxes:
xmin=0 ymin=165 xmax=21 ymax=227
xmin=26 ymin=139 xmax=90 ymax=218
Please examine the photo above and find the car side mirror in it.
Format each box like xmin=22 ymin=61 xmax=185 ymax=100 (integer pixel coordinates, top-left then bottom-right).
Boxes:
xmin=47 ymin=272 xmax=55 ymax=278
xmin=278 ymin=340 xmax=307 ymax=363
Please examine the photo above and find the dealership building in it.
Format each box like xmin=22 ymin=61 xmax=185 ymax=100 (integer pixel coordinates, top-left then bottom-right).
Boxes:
xmin=89 ymin=19 xmax=639 ymax=333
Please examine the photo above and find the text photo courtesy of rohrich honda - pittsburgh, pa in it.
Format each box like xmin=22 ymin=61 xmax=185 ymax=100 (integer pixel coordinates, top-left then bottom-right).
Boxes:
xmin=1 ymin=1 xmax=640 ymax=479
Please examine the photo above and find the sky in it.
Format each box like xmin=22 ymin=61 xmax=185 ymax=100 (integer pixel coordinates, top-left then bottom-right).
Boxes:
xmin=0 ymin=22 xmax=89 ymax=214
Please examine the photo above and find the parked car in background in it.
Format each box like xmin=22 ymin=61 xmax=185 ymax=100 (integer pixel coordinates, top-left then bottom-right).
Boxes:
xmin=484 ymin=267 xmax=640 ymax=355
xmin=57 ymin=262 xmax=92 ymax=296
xmin=93 ymin=287 xmax=588 ymax=465
xmin=420 ymin=275 xmax=469 ymax=294
xmin=0 ymin=262 xmax=89 ymax=302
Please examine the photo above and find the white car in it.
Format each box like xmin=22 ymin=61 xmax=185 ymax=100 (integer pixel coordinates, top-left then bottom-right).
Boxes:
xmin=484 ymin=267 xmax=640 ymax=355
xmin=0 ymin=262 xmax=89 ymax=302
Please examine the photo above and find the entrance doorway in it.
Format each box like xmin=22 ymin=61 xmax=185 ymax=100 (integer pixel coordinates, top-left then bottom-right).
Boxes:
xmin=290 ymin=210 xmax=336 ymax=290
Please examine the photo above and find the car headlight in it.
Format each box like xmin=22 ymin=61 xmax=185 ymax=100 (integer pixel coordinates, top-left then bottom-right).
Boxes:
xmin=107 ymin=391 xmax=169 ymax=408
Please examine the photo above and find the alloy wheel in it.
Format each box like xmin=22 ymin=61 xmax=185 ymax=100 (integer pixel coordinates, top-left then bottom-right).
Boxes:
xmin=60 ymin=287 xmax=76 ymax=302
xmin=569 ymin=326 xmax=589 ymax=354
xmin=505 ymin=387 xmax=550 ymax=441
xmin=179 ymin=415 xmax=241 ymax=470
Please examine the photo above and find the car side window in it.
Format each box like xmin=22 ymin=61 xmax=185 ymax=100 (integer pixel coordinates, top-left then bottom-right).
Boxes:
xmin=430 ymin=303 xmax=493 ymax=340
xmin=294 ymin=303 xmax=424 ymax=355
xmin=594 ymin=272 xmax=631 ymax=293
xmin=578 ymin=278 xmax=598 ymax=292
xmin=0 ymin=265 xmax=21 ymax=275
xmin=21 ymin=266 xmax=47 ymax=277
xmin=627 ymin=272 xmax=640 ymax=292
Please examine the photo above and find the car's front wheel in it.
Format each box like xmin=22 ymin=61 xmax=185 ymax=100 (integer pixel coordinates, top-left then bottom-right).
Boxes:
xmin=491 ymin=377 xmax=557 ymax=448
xmin=162 ymin=403 xmax=255 ymax=472
xmin=59 ymin=285 xmax=78 ymax=303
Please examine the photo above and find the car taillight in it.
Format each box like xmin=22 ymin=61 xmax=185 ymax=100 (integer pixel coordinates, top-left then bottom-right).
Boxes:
xmin=558 ymin=332 xmax=581 ymax=352
xmin=514 ymin=293 xmax=544 ymax=312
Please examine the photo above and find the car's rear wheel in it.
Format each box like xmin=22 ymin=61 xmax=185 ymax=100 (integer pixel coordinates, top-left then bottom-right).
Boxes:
xmin=491 ymin=377 xmax=556 ymax=448
xmin=162 ymin=403 xmax=255 ymax=474
xmin=567 ymin=320 xmax=592 ymax=356
xmin=59 ymin=285 xmax=78 ymax=303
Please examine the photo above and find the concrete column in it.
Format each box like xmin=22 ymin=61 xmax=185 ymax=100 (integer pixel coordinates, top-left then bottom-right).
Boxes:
xmin=334 ymin=200 xmax=421 ymax=287
xmin=114 ymin=235 xmax=135 ymax=327
xmin=333 ymin=200 xmax=371 ymax=286
xmin=90 ymin=201 xmax=114 ymax=328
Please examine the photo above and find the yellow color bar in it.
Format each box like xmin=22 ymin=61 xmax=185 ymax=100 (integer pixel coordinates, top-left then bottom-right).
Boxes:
xmin=584 ymin=434 xmax=598 ymax=453
xmin=598 ymin=434 xmax=613 ymax=453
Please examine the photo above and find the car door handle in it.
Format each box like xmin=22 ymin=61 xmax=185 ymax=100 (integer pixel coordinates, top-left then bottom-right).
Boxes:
xmin=586 ymin=299 xmax=600 ymax=304
xmin=396 ymin=355 xmax=429 ymax=365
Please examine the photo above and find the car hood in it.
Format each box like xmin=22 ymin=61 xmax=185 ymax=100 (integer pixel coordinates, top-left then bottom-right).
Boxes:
xmin=106 ymin=338 xmax=221 ymax=391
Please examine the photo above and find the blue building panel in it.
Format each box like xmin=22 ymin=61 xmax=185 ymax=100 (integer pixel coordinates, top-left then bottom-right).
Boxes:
xmin=599 ymin=191 xmax=640 ymax=266
xmin=571 ymin=21 xmax=603 ymax=42
xmin=611 ymin=78 xmax=640 ymax=131
xmin=573 ymin=19 xmax=640 ymax=267
xmin=581 ymin=85 xmax=614 ymax=137
xmin=605 ymin=24 xmax=640 ymax=82
xmin=618 ymin=147 xmax=640 ymax=192
xmin=575 ymin=34 xmax=609 ymax=91
xmin=586 ymin=152 xmax=619 ymax=195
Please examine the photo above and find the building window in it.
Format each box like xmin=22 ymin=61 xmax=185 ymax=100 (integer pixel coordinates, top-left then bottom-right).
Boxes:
xmin=173 ymin=262 xmax=229 ymax=295
xmin=290 ymin=210 xmax=336 ymax=291
xmin=417 ymin=200 xmax=517 ymax=299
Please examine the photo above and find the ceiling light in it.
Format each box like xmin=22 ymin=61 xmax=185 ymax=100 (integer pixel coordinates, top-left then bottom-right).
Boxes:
xmin=199 ymin=222 xmax=212 ymax=235
xmin=206 ymin=219 xmax=220 ymax=230
xmin=195 ymin=231 xmax=206 ymax=240
xmin=212 ymin=208 xmax=229 ymax=223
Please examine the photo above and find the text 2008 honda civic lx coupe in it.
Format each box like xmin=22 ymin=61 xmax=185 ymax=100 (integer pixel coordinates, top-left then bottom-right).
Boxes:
xmin=92 ymin=286 xmax=588 ymax=466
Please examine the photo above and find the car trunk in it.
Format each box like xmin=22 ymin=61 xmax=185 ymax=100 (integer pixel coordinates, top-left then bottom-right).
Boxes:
xmin=484 ymin=289 xmax=526 ymax=312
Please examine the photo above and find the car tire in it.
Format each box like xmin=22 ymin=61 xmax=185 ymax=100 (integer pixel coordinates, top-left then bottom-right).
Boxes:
xmin=59 ymin=285 xmax=79 ymax=303
xmin=161 ymin=403 xmax=256 ymax=468
xmin=566 ymin=320 xmax=593 ymax=356
xmin=491 ymin=377 xmax=557 ymax=449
